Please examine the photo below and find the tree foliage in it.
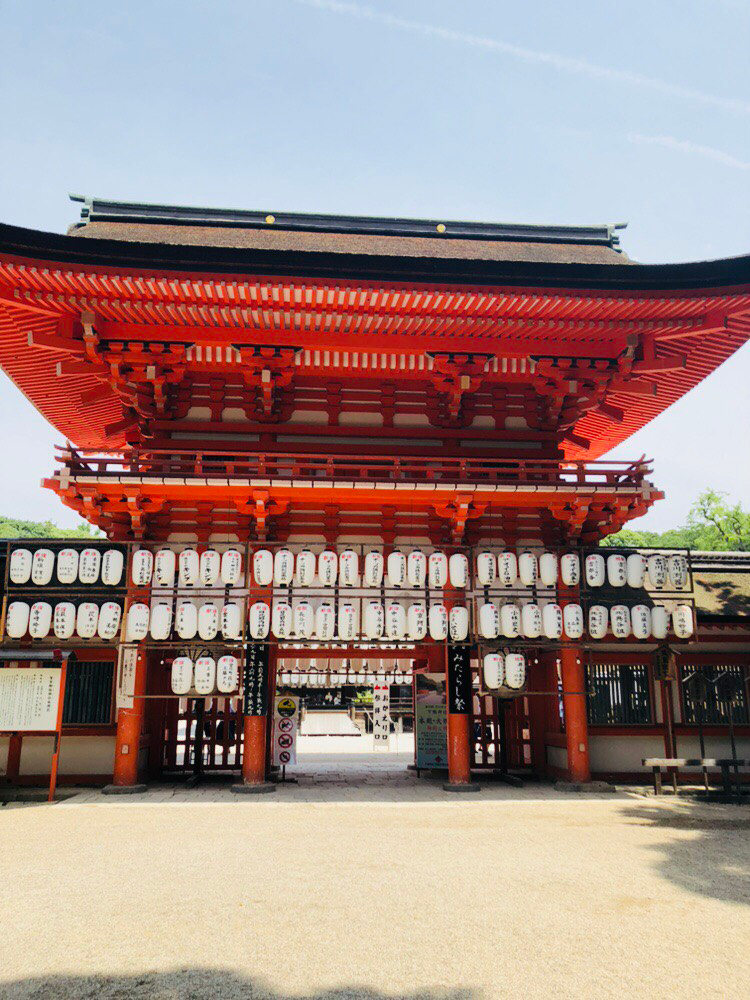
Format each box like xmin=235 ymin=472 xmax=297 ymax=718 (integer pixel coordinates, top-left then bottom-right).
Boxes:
xmin=601 ymin=490 xmax=750 ymax=551
xmin=0 ymin=516 xmax=100 ymax=540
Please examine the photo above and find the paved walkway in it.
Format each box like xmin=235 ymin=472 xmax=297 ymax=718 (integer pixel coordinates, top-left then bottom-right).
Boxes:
xmin=1 ymin=769 xmax=748 ymax=999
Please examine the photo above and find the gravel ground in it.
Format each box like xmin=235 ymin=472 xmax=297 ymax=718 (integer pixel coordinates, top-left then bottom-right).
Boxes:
xmin=0 ymin=791 xmax=748 ymax=999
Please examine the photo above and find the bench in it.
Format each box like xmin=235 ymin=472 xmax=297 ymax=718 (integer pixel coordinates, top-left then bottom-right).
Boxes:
xmin=643 ymin=757 xmax=747 ymax=798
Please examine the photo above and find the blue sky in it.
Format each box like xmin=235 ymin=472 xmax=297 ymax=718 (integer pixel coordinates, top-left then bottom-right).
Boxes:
xmin=1 ymin=0 xmax=748 ymax=530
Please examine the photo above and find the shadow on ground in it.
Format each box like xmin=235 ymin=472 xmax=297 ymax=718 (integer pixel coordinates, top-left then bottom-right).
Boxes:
xmin=622 ymin=800 xmax=750 ymax=906
xmin=0 ymin=969 xmax=476 ymax=1000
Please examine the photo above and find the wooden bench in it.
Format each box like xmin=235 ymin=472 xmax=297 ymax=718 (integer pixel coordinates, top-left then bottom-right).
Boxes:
xmin=643 ymin=757 xmax=747 ymax=798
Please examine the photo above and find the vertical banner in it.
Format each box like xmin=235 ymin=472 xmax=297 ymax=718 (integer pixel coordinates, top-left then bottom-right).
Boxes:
xmin=373 ymin=682 xmax=391 ymax=749
xmin=116 ymin=647 xmax=137 ymax=709
xmin=447 ymin=644 xmax=472 ymax=715
xmin=243 ymin=643 xmax=270 ymax=717
xmin=415 ymin=672 xmax=448 ymax=769
xmin=272 ymin=695 xmax=299 ymax=766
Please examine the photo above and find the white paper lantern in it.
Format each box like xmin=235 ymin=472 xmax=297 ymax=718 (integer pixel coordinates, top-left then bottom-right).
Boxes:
xmin=407 ymin=550 xmax=427 ymax=588
xmin=9 ymin=548 xmax=32 ymax=585
xmin=610 ymin=605 xmax=630 ymax=639
xmin=483 ymin=653 xmax=504 ymax=690
xmin=125 ymin=601 xmax=148 ymax=641
xmin=315 ymin=601 xmax=336 ymax=640
xmin=318 ymin=550 xmax=338 ymax=587
xmin=177 ymin=548 xmax=199 ymax=587
xmin=274 ymin=548 xmax=294 ymax=586
xmin=77 ymin=601 xmax=100 ymax=639
xmin=194 ymin=655 xmax=216 ymax=695
xmin=98 ymin=601 xmax=122 ymax=640
xmin=32 ymin=548 xmax=55 ymax=586
xmin=200 ymin=549 xmax=221 ymax=586
xmin=385 ymin=602 xmax=407 ymax=640
xmin=479 ymin=602 xmax=500 ymax=639
xmin=626 ymin=553 xmax=646 ymax=588
xmin=198 ymin=603 xmax=220 ymax=640
xmin=295 ymin=549 xmax=317 ymax=587
xmin=154 ymin=548 xmax=176 ymax=587
xmin=542 ymin=603 xmax=563 ymax=639
xmin=631 ymin=604 xmax=651 ymax=639
xmin=337 ymin=602 xmax=359 ymax=640
xmin=272 ymin=602 xmax=293 ymax=639
xmin=428 ymin=604 xmax=448 ymax=640
xmin=53 ymin=602 xmax=76 ymax=639
xmin=476 ymin=551 xmax=496 ymax=587
xmin=539 ymin=553 xmax=558 ymax=587
xmin=449 ymin=606 xmax=469 ymax=642
xmin=102 ymin=549 xmax=124 ymax=587
xmin=175 ymin=600 xmax=198 ymax=639
xmin=651 ymin=605 xmax=669 ymax=639
xmin=171 ymin=656 xmax=193 ymax=695
xmin=217 ymin=655 xmax=239 ymax=694
xmin=647 ymin=554 xmax=668 ymax=589
xmin=448 ymin=553 xmax=469 ymax=589
xmin=585 ymin=554 xmax=605 ymax=588
xmin=387 ymin=551 xmax=407 ymax=588
xmin=364 ymin=601 xmax=385 ymax=639
xmin=518 ymin=552 xmax=538 ymax=587
xmin=56 ymin=548 xmax=79 ymax=586
xmin=521 ymin=603 xmax=542 ymax=638
xmin=607 ymin=554 xmax=627 ymax=588
xmin=294 ymin=601 xmax=315 ymax=639
xmin=560 ymin=553 xmax=581 ymax=587
xmin=131 ymin=549 xmax=154 ymax=587
xmin=340 ymin=548 xmax=360 ymax=587
xmin=220 ymin=548 xmax=243 ymax=586
xmin=29 ymin=601 xmax=52 ymax=639
xmin=253 ymin=549 xmax=273 ymax=587
xmin=221 ymin=602 xmax=242 ymax=640
xmin=505 ymin=653 xmax=526 ymax=690
xmin=249 ymin=601 xmax=270 ymax=639
xmin=78 ymin=548 xmax=101 ymax=585
xmin=673 ymin=604 xmax=694 ymax=638
xmin=428 ymin=551 xmax=448 ymax=589
xmin=148 ymin=601 xmax=172 ymax=640
xmin=497 ymin=552 xmax=518 ymax=588
xmin=407 ymin=602 xmax=427 ymax=640
xmin=563 ymin=603 xmax=584 ymax=639
xmin=668 ymin=554 xmax=689 ymax=590
xmin=588 ymin=604 xmax=608 ymax=639
xmin=364 ymin=550 xmax=384 ymax=587
xmin=5 ymin=601 xmax=30 ymax=638
xmin=500 ymin=603 xmax=521 ymax=638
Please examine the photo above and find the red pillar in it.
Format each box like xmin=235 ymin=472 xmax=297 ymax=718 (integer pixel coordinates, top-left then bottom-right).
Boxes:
xmin=560 ymin=645 xmax=591 ymax=783
xmin=6 ymin=733 xmax=22 ymax=785
xmin=105 ymin=646 xmax=148 ymax=793
xmin=442 ymin=640 xmax=479 ymax=792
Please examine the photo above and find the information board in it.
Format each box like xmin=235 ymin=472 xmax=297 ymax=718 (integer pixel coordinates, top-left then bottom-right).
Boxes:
xmin=414 ymin=672 xmax=448 ymax=769
xmin=373 ymin=683 xmax=391 ymax=749
xmin=0 ymin=668 xmax=62 ymax=731
xmin=272 ymin=695 xmax=299 ymax=766
xmin=243 ymin=644 xmax=270 ymax=717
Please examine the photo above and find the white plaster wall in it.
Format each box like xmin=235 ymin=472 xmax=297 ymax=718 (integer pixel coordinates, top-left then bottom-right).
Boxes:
xmin=670 ymin=735 xmax=750 ymax=761
xmin=18 ymin=736 xmax=115 ymax=776
xmin=546 ymin=745 xmax=567 ymax=771
xmin=0 ymin=737 xmax=9 ymax=775
xmin=589 ymin=735 xmax=666 ymax=774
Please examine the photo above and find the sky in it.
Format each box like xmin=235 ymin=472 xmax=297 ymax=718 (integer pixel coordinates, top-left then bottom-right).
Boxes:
xmin=0 ymin=0 xmax=748 ymax=531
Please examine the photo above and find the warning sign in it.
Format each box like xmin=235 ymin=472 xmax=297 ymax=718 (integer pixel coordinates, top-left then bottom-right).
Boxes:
xmin=272 ymin=695 xmax=299 ymax=766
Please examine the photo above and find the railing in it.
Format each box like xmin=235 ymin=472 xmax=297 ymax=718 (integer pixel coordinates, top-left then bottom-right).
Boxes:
xmin=53 ymin=445 xmax=653 ymax=490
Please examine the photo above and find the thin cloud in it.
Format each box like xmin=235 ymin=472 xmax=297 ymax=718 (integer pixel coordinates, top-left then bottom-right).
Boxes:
xmin=628 ymin=133 xmax=750 ymax=169
xmin=292 ymin=0 xmax=750 ymax=115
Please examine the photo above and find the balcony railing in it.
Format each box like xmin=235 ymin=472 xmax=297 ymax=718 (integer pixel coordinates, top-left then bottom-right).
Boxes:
xmin=53 ymin=446 xmax=653 ymax=490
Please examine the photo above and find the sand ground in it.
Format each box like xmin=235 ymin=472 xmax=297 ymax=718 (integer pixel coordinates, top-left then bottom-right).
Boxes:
xmin=1 ymin=759 xmax=748 ymax=1000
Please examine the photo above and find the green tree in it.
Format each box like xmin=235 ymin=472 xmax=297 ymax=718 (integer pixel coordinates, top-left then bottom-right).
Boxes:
xmin=601 ymin=490 xmax=750 ymax=551
xmin=0 ymin=516 xmax=101 ymax=539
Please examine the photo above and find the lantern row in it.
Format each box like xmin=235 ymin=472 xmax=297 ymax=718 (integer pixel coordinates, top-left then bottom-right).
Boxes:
xmin=5 ymin=546 xmax=691 ymax=594
xmin=476 ymin=601 xmax=695 ymax=640
xmin=170 ymin=654 xmax=240 ymax=696
xmin=481 ymin=653 xmax=527 ymax=692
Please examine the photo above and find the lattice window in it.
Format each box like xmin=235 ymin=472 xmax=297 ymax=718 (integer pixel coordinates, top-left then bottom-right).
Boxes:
xmin=62 ymin=661 xmax=114 ymax=725
xmin=586 ymin=660 xmax=652 ymax=725
xmin=680 ymin=663 xmax=749 ymax=725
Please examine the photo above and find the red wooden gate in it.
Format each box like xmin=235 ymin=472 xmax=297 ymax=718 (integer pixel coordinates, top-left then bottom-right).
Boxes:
xmin=472 ymin=692 xmax=532 ymax=772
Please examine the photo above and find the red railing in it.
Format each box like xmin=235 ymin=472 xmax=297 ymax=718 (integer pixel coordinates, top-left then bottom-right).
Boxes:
xmin=53 ymin=446 xmax=653 ymax=489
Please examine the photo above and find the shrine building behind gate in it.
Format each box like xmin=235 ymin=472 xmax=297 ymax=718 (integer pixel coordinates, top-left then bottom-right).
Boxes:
xmin=0 ymin=196 xmax=749 ymax=793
